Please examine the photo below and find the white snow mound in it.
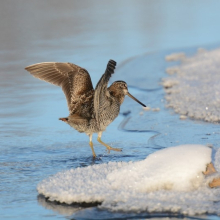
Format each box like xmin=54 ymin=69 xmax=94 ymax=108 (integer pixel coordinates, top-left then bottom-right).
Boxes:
xmin=36 ymin=144 xmax=220 ymax=215
xmin=107 ymin=144 xmax=211 ymax=192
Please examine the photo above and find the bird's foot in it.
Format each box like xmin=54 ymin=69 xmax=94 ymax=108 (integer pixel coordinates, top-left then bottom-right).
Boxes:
xmin=106 ymin=146 xmax=122 ymax=153
xmin=97 ymin=137 xmax=122 ymax=154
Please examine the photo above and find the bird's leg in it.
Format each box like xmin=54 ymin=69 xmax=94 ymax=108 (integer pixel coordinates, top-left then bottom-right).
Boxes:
xmin=97 ymin=132 xmax=122 ymax=153
xmin=89 ymin=134 xmax=96 ymax=157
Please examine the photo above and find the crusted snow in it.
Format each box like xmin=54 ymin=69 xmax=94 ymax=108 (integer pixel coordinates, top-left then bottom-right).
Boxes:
xmin=37 ymin=145 xmax=220 ymax=214
xmin=162 ymin=48 xmax=220 ymax=122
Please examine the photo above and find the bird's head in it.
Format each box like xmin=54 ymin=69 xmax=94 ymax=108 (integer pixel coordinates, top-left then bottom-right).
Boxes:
xmin=108 ymin=81 xmax=146 ymax=107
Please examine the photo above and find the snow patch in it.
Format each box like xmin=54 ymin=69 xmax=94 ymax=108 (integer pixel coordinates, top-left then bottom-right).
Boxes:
xmin=163 ymin=48 xmax=220 ymax=122
xmin=37 ymin=145 xmax=220 ymax=214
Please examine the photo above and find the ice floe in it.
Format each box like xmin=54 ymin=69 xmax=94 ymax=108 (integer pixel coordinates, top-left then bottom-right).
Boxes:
xmin=37 ymin=144 xmax=220 ymax=215
xmin=162 ymin=48 xmax=220 ymax=122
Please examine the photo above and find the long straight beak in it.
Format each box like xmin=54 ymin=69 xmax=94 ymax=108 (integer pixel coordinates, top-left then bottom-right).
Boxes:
xmin=127 ymin=92 xmax=146 ymax=107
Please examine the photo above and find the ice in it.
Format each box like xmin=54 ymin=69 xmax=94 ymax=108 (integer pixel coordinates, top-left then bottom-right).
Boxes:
xmin=107 ymin=145 xmax=211 ymax=192
xmin=37 ymin=145 xmax=220 ymax=215
xmin=165 ymin=52 xmax=186 ymax=62
xmin=162 ymin=48 xmax=220 ymax=122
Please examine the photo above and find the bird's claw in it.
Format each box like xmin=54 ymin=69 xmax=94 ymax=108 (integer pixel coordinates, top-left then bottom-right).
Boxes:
xmin=106 ymin=147 xmax=122 ymax=153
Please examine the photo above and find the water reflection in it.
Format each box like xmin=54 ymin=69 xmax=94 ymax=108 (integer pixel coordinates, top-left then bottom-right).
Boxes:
xmin=38 ymin=194 xmax=208 ymax=220
xmin=37 ymin=195 xmax=99 ymax=217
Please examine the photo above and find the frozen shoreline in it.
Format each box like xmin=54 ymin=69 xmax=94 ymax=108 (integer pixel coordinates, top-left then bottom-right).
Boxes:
xmin=163 ymin=48 xmax=220 ymax=122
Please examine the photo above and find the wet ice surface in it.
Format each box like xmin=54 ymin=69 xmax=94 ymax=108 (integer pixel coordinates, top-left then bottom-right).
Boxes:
xmin=2 ymin=46 xmax=220 ymax=220
xmin=34 ymin=47 xmax=220 ymax=219
xmin=116 ymin=47 xmax=220 ymax=150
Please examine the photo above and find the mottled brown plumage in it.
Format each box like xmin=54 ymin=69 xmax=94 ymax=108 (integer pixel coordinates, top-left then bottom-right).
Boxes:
xmin=25 ymin=60 xmax=146 ymax=157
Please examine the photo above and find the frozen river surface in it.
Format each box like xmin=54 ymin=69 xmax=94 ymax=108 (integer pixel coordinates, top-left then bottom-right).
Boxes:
xmin=2 ymin=46 xmax=220 ymax=219
xmin=1 ymin=1 xmax=220 ymax=219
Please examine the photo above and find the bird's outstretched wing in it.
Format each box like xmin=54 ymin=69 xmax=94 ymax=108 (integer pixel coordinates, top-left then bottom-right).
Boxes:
xmin=25 ymin=62 xmax=94 ymax=114
xmin=94 ymin=60 xmax=116 ymax=123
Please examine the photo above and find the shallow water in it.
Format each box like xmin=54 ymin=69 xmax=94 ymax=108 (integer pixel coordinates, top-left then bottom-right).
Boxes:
xmin=1 ymin=1 xmax=220 ymax=219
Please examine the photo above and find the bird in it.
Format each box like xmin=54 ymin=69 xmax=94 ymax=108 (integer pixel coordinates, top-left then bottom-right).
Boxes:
xmin=25 ymin=60 xmax=146 ymax=157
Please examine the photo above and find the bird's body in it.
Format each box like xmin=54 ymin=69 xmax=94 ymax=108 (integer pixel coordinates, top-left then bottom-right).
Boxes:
xmin=25 ymin=60 xmax=146 ymax=157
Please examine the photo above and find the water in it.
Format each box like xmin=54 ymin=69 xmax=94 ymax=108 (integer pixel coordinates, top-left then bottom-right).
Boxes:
xmin=1 ymin=1 xmax=220 ymax=219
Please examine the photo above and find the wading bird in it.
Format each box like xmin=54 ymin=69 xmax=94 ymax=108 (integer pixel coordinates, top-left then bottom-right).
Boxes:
xmin=25 ymin=60 xmax=146 ymax=157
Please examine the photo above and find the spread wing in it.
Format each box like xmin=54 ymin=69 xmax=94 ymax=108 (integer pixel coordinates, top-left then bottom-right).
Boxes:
xmin=25 ymin=62 xmax=94 ymax=114
xmin=94 ymin=60 xmax=116 ymax=123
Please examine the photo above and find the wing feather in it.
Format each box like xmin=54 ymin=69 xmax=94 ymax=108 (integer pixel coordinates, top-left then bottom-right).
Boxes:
xmin=25 ymin=62 xmax=94 ymax=113
xmin=94 ymin=60 xmax=116 ymax=124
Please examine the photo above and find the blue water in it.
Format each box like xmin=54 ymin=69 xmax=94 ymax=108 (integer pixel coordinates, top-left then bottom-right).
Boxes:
xmin=1 ymin=1 xmax=220 ymax=219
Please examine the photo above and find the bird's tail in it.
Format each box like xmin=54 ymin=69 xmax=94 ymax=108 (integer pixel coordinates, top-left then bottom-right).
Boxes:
xmin=59 ymin=117 xmax=68 ymax=122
